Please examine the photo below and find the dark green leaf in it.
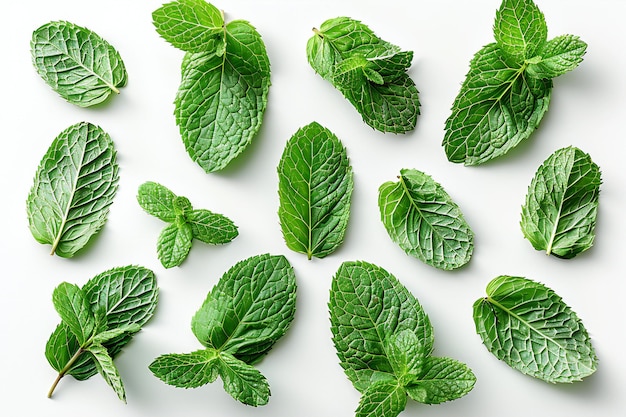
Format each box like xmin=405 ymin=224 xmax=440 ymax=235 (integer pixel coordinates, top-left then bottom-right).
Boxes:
xmin=406 ymin=356 xmax=476 ymax=404
xmin=494 ymin=0 xmax=547 ymax=62
xmin=355 ymin=380 xmax=407 ymax=417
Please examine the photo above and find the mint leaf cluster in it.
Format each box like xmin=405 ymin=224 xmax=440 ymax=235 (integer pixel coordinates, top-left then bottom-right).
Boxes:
xmin=329 ymin=261 xmax=475 ymax=417
xmin=307 ymin=17 xmax=420 ymax=134
xmin=150 ymin=254 xmax=297 ymax=406
xmin=443 ymin=0 xmax=587 ymax=165
xmin=152 ymin=0 xmax=271 ymax=173
xmin=137 ymin=181 xmax=238 ymax=268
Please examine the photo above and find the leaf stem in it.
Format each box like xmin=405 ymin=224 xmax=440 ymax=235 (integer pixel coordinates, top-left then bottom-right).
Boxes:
xmin=47 ymin=347 xmax=85 ymax=398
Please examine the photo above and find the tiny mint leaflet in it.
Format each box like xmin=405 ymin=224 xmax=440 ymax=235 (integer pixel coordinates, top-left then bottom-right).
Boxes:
xmin=473 ymin=275 xmax=597 ymax=383
xmin=329 ymin=261 xmax=475 ymax=417
xmin=31 ymin=20 xmax=127 ymax=107
xmin=26 ymin=122 xmax=119 ymax=258
xmin=378 ymin=168 xmax=474 ymax=270
xmin=307 ymin=16 xmax=419 ymax=133
xmin=443 ymin=0 xmax=586 ymax=165
xmin=521 ymin=146 xmax=601 ymax=258
xmin=137 ymin=181 xmax=238 ymax=268
xmin=150 ymin=253 xmax=296 ymax=406
xmin=277 ymin=121 xmax=353 ymax=259
xmin=46 ymin=266 xmax=158 ymax=401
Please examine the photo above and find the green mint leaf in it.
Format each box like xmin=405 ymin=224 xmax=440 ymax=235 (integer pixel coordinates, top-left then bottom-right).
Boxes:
xmin=355 ymin=380 xmax=407 ymax=417
xmin=520 ymin=146 xmax=601 ymax=258
xmin=473 ymin=275 xmax=597 ymax=383
xmin=384 ymin=330 xmax=425 ymax=384
xmin=494 ymin=0 xmax=547 ymax=62
xmin=91 ymin=324 xmax=142 ymax=346
xmin=31 ymin=20 xmax=127 ymax=107
xmin=152 ymin=0 xmax=225 ymax=53
xmin=307 ymin=17 xmax=419 ymax=133
xmin=191 ymin=254 xmax=297 ymax=364
xmin=329 ymin=261 xmax=433 ymax=392
xmin=26 ymin=122 xmax=119 ymax=257
xmin=172 ymin=15 xmax=270 ymax=172
xmin=443 ymin=43 xmax=552 ymax=165
xmin=137 ymin=181 xmax=177 ymax=222
xmin=277 ymin=122 xmax=353 ymax=259
xmin=526 ymin=35 xmax=588 ymax=79
xmin=378 ymin=169 xmax=474 ymax=270
xmin=186 ymin=209 xmax=239 ymax=244
xmin=217 ymin=352 xmax=270 ymax=406
xmin=88 ymin=343 xmax=126 ymax=403
xmin=149 ymin=349 xmax=220 ymax=388
xmin=157 ymin=222 xmax=193 ymax=268
xmin=405 ymin=356 xmax=476 ymax=404
xmin=52 ymin=282 xmax=96 ymax=346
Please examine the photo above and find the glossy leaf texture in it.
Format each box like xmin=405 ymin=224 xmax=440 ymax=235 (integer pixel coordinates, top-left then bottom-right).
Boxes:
xmin=378 ymin=169 xmax=474 ymax=270
xmin=26 ymin=122 xmax=119 ymax=257
xmin=494 ymin=0 xmax=547 ymax=61
xmin=520 ymin=146 xmax=601 ymax=258
xmin=307 ymin=16 xmax=419 ymax=133
xmin=46 ymin=266 xmax=158 ymax=381
xmin=473 ymin=275 xmax=597 ymax=383
xmin=277 ymin=122 xmax=353 ymax=259
xmin=31 ymin=20 xmax=127 ymax=107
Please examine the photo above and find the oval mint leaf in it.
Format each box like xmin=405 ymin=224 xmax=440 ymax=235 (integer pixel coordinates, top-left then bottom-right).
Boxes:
xmin=26 ymin=122 xmax=119 ymax=257
xmin=31 ymin=21 xmax=127 ymax=107
xmin=521 ymin=146 xmax=601 ymax=258
xmin=473 ymin=275 xmax=597 ymax=383
xmin=378 ymin=169 xmax=473 ymax=270
xmin=277 ymin=122 xmax=353 ymax=259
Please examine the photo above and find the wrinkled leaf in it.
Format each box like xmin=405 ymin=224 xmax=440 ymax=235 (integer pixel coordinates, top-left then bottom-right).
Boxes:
xmin=149 ymin=349 xmax=220 ymax=388
xmin=406 ymin=356 xmax=476 ymax=404
xmin=355 ymin=380 xmax=407 ymax=417
xmin=494 ymin=0 xmax=547 ymax=62
xmin=88 ymin=343 xmax=126 ymax=403
xmin=217 ymin=352 xmax=270 ymax=407
xmin=157 ymin=222 xmax=193 ymax=268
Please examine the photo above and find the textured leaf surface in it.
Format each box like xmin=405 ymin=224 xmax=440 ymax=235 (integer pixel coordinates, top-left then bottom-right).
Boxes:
xmin=27 ymin=122 xmax=119 ymax=257
xmin=385 ymin=330 xmax=425 ymax=383
xmin=329 ymin=261 xmax=433 ymax=392
xmin=186 ymin=209 xmax=238 ymax=244
xmin=405 ymin=356 xmax=476 ymax=404
xmin=192 ymin=254 xmax=297 ymax=364
xmin=174 ymin=19 xmax=270 ymax=172
xmin=217 ymin=352 xmax=270 ymax=406
xmin=88 ymin=343 xmax=126 ymax=402
xmin=52 ymin=283 xmax=96 ymax=345
xmin=355 ymin=380 xmax=407 ymax=417
xmin=526 ymin=35 xmax=587 ymax=80
xmin=137 ymin=181 xmax=177 ymax=222
xmin=157 ymin=222 xmax=193 ymax=268
xmin=378 ymin=169 xmax=473 ymax=270
xmin=277 ymin=122 xmax=353 ymax=259
xmin=520 ymin=146 xmax=601 ymax=258
xmin=494 ymin=0 xmax=547 ymax=61
xmin=31 ymin=20 xmax=127 ymax=107
xmin=149 ymin=349 xmax=219 ymax=388
xmin=473 ymin=275 xmax=597 ymax=383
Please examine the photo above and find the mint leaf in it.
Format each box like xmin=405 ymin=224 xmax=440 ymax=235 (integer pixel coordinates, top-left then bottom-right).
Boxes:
xmin=494 ymin=0 xmax=547 ymax=62
xmin=88 ymin=343 xmax=126 ymax=403
xmin=520 ymin=146 xmax=601 ymax=258
xmin=52 ymin=283 xmax=96 ymax=346
xmin=137 ymin=181 xmax=238 ymax=268
xmin=385 ymin=330 xmax=425 ymax=384
xmin=217 ymin=352 xmax=270 ymax=407
xmin=405 ymin=356 xmax=476 ymax=404
xmin=378 ymin=168 xmax=474 ymax=270
xmin=152 ymin=0 xmax=224 ymax=53
xmin=277 ymin=122 xmax=353 ymax=259
xmin=31 ymin=20 xmax=127 ymax=107
xmin=473 ymin=275 xmax=597 ymax=383
xmin=149 ymin=349 xmax=219 ymax=388
xmin=307 ymin=17 xmax=419 ymax=133
xmin=159 ymin=2 xmax=270 ymax=173
xmin=355 ymin=380 xmax=407 ymax=417
xmin=26 ymin=122 xmax=119 ymax=257
xmin=526 ymin=35 xmax=587 ymax=79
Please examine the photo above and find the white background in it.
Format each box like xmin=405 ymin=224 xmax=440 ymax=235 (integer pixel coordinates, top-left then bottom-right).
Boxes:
xmin=1 ymin=1 xmax=624 ymax=416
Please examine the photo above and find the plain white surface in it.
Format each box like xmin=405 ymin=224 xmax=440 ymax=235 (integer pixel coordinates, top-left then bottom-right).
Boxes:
xmin=1 ymin=0 xmax=625 ymax=416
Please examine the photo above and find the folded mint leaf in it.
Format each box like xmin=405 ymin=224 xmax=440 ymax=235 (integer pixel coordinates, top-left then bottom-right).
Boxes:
xmin=149 ymin=349 xmax=220 ymax=388
xmin=157 ymin=222 xmax=193 ymax=268
xmin=137 ymin=181 xmax=177 ymax=222
xmin=378 ymin=169 xmax=474 ymax=270
xmin=186 ymin=209 xmax=239 ymax=244
xmin=405 ymin=356 xmax=476 ymax=404
xmin=31 ymin=20 xmax=127 ymax=107
xmin=52 ymin=283 xmax=96 ymax=346
xmin=88 ymin=343 xmax=126 ymax=403
xmin=473 ymin=275 xmax=597 ymax=383
xmin=494 ymin=0 xmax=547 ymax=62
xmin=521 ymin=146 xmax=601 ymax=258
xmin=526 ymin=35 xmax=587 ymax=79
xmin=355 ymin=380 xmax=407 ymax=417
xmin=27 ymin=122 xmax=119 ymax=257
xmin=217 ymin=352 xmax=270 ymax=407
xmin=277 ymin=122 xmax=353 ymax=259
xmin=152 ymin=0 xmax=224 ymax=53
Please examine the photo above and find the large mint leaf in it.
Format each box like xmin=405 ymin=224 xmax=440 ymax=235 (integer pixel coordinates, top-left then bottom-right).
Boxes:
xmin=174 ymin=19 xmax=270 ymax=172
xmin=31 ymin=21 xmax=127 ymax=107
xmin=26 ymin=122 xmax=119 ymax=257
xmin=191 ymin=254 xmax=297 ymax=364
xmin=526 ymin=35 xmax=588 ymax=79
xmin=329 ymin=261 xmax=433 ymax=392
xmin=277 ymin=122 xmax=353 ymax=259
xmin=520 ymin=146 xmax=601 ymax=258
xmin=149 ymin=349 xmax=220 ymax=388
xmin=473 ymin=275 xmax=597 ymax=383
xmin=378 ymin=169 xmax=474 ymax=270
xmin=494 ymin=0 xmax=547 ymax=62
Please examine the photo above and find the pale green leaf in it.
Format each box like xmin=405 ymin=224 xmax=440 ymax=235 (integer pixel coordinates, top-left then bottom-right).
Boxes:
xmin=149 ymin=349 xmax=220 ymax=388
xmin=378 ymin=169 xmax=473 ymax=270
xmin=473 ymin=275 xmax=597 ymax=383
xmin=405 ymin=356 xmax=476 ymax=404
xmin=31 ymin=20 xmax=127 ymax=107
xmin=157 ymin=222 xmax=193 ymax=268
xmin=355 ymin=380 xmax=407 ymax=417
xmin=26 ymin=122 xmax=119 ymax=257
xmin=88 ymin=343 xmax=126 ymax=403
xmin=91 ymin=324 xmax=141 ymax=345
xmin=137 ymin=181 xmax=177 ymax=222
xmin=384 ymin=329 xmax=425 ymax=384
xmin=526 ymin=35 xmax=587 ymax=79
xmin=187 ymin=209 xmax=238 ymax=244
xmin=217 ymin=352 xmax=270 ymax=406
xmin=494 ymin=0 xmax=547 ymax=62
xmin=277 ymin=122 xmax=353 ymax=259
